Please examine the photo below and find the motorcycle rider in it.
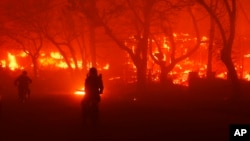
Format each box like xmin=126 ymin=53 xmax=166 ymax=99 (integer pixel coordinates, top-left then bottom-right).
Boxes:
xmin=81 ymin=67 xmax=104 ymax=127
xmin=14 ymin=71 xmax=32 ymax=102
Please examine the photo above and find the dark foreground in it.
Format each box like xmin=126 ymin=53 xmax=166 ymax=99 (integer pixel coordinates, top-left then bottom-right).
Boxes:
xmin=0 ymin=87 xmax=250 ymax=141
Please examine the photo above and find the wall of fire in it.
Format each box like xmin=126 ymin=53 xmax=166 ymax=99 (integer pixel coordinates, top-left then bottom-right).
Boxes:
xmin=1 ymin=33 xmax=250 ymax=85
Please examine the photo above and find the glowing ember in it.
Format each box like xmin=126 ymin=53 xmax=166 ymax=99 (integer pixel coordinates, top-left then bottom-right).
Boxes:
xmin=201 ymin=36 xmax=208 ymax=41
xmin=133 ymin=97 xmax=137 ymax=101
xmin=40 ymin=52 xmax=46 ymax=57
xmin=244 ymin=54 xmax=250 ymax=58
xmin=108 ymin=76 xmax=121 ymax=80
xmin=103 ymin=64 xmax=110 ymax=70
xmin=216 ymin=72 xmax=227 ymax=79
xmin=244 ymin=74 xmax=250 ymax=81
xmin=74 ymin=87 xmax=85 ymax=95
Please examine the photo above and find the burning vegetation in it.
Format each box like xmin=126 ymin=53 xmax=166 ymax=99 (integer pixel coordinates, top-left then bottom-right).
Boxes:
xmin=0 ymin=0 xmax=249 ymax=93
xmin=1 ymin=31 xmax=250 ymax=87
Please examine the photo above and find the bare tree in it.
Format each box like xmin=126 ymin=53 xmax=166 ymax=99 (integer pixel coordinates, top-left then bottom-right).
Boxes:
xmin=1 ymin=0 xmax=51 ymax=77
xmin=70 ymin=0 xmax=197 ymax=87
xmin=206 ymin=0 xmax=216 ymax=78
xmin=149 ymin=5 xmax=201 ymax=84
xmin=69 ymin=0 xmax=151 ymax=86
xmin=197 ymin=0 xmax=240 ymax=97
xmin=41 ymin=1 xmax=89 ymax=76
xmin=6 ymin=31 xmax=43 ymax=77
xmin=68 ymin=0 xmax=99 ymax=67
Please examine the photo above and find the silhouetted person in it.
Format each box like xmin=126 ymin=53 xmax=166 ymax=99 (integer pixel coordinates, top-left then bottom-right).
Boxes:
xmin=14 ymin=71 xmax=32 ymax=102
xmin=81 ymin=67 xmax=104 ymax=127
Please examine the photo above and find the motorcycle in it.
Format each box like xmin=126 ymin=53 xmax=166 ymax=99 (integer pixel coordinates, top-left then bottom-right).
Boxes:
xmin=18 ymin=87 xmax=30 ymax=103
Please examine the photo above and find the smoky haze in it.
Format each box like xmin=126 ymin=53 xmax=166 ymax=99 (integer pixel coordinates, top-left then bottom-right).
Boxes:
xmin=0 ymin=0 xmax=250 ymax=141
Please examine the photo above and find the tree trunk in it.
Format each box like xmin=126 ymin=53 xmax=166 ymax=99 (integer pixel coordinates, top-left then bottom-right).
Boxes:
xmin=221 ymin=47 xmax=241 ymax=98
xmin=136 ymin=61 xmax=147 ymax=88
xmin=221 ymin=0 xmax=240 ymax=98
xmin=207 ymin=17 xmax=215 ymax=79
xmin=136 ymin=38 xmax=149 ymax=88
xmin=198 ymin=0 xmax=239 ymax=98
xmin=46 ymin=36 xmax=74 ymax=73
xmin=67 ymin=43 xmax=79 ymax=70
xmin=31 ymin=56 xmax=38 ymax=78
xmin=160 ymin=65 xmax=168 ymax=84
xmin=89 ymin=21 xmax=96 ymax=67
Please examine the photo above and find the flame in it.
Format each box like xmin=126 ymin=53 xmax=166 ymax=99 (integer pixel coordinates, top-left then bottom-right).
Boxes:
xmin=8 ymin=53 xmax=18 ymax=70
xmin=1 ymin=32 xmax=250 ymax=88
xmin=50 ymin=52 xmax=63 ymax=59
xmin=56 ymin=61 xmax=68 ymax=69
xmin=74 ymin=87 xmax=104 ymax=97
xmin=19 ymin=52 xmax=27 ymax=57
xmin=103 ymin=63 xmax=110 ymax=70
xmin=216 ymin=72 xmax=227 ymax=79
xmin=0 ymin=60 xmax=6 ymax=68
xmin=244 ymin=73 xmax=250 ymax=81
xmin=201 ymin=36 xmax=208 ymax=41
xmin=74 ymin=87 xmax=85 ymax=95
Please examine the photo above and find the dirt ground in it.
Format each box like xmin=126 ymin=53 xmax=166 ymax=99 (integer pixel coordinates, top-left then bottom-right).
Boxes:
xmin=0 ymin=86 xmax=250 ymax=141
